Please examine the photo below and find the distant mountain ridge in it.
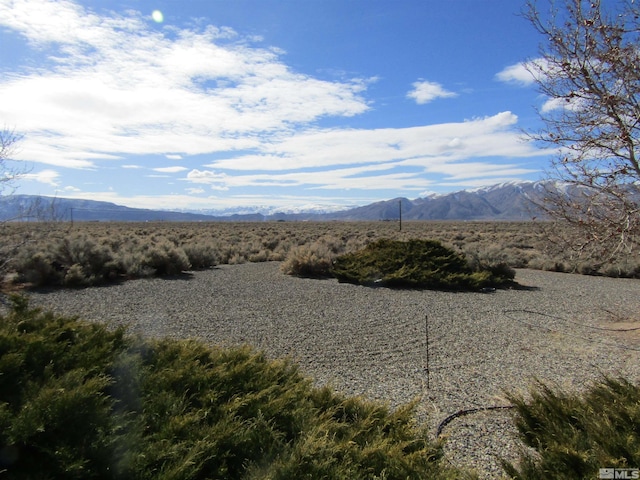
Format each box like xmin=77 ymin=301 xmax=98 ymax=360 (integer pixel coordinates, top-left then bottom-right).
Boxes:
xmin=0 ymin=196 xmax=219 ymax=222
xmin=321 ymin=181 xmax=546 ymax=221
xmin=0 ymin=181 xmax=553 ymax=222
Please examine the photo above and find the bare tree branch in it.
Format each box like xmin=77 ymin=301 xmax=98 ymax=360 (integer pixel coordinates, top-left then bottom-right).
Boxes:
xmin=0 ymin=128 xmax=25 ymax=287
xmin=0 ymin=127 xmax=24 ymax=196
xmin=525 ymin=0 xmax=640 ymax=263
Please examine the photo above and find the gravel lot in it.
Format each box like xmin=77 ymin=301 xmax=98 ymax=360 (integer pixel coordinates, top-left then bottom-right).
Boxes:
xmin=26 ymin=262 xmax=640 ymax=478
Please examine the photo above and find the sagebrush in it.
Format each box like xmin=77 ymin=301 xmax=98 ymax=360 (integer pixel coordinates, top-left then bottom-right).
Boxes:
xmin=2 ymin=220 xmax=640 ymax=289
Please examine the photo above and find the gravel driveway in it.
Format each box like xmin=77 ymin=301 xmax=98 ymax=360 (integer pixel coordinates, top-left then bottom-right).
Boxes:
xmin=26 ymin=262 xmax=640 ymax=478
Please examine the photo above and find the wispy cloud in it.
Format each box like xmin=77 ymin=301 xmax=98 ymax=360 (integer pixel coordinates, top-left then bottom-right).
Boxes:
xmin=497 ymin=59 xmax=585 ymax=114
xmin=21 ymin=169 xmax=60 ymax=186
xmin=53 ymin=190 xmax=371 ymax=212
xmin=0 ymin=0 xmax=548 ymax=209
xmin=186 ymin=170 xmax=231 ymax=191
xmin=198 ymin=112 xmax=539 ymax=191
xmin=407 ymin=80 xmax=457 ymax=104
xmin=0 ymin=0 xmax=369 ymax=168
xmin=496 ymin=58 xmax=556 ymax=86
xmin=539 ymin=96 xmax=585 ymax=113
xmin=207 ymin=112 xmax=526 ymax=171
xmin=496 ymin=62 xmax=536 ymax=85
xmin=152 ymin=166 xmax=189 ymax=173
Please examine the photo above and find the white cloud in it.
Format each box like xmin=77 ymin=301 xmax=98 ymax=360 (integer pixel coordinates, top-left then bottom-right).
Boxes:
xmin=152 ymin=166 xmax=189 ymax=173
xmin=188 ymin=111 xmax=542 ymax=193
xmin=540 ymin=96 xmax=585 ymax=113
xmin=186 ymin=169 xmax=231 ymax=190
xmin=21 ymin=169 xmax=60 ymax=186
xmin=497 ymin=59 xmax=589 ymax=115
xmin=190 ymin=112 xmax=540 ymax=191
xmin=496 ymin=58 xmax=557 ymax=86
xmin=206 ymin=112 xmax=530 ymax=172
xmin=0 ymin=1 xmax=551 ymax=207
xmin=53 ymin=190 xmax=374 ymax=211
xmin=407 ymin=80 xmax=457 ymax=104
xmin=0 ymin=0 xmax=369 ymax=168
xmin=540 ymin=97 xmax=563 ymax=113
xmin=422 ymin=161 xmax=535 ymax=180
xmin=496 ymin=62 xmax=536 ymax=85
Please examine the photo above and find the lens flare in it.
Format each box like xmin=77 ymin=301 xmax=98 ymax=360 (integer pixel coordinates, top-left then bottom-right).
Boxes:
xmin=151 ymin=10 xmax=164 ymax=23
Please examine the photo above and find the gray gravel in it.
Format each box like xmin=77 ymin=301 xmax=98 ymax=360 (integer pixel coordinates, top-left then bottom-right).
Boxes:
xmin=25 ymin=262 xmax=640 ymax=478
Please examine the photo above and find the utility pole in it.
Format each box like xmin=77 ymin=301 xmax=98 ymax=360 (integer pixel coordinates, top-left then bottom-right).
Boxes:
xmin=398 ymin=200 xmax=402 ymax=232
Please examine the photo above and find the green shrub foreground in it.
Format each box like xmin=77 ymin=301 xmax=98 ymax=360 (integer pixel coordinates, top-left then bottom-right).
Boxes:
xmin=331 ymin=239 xmax=516 ymax=290
xmin=503 ymin=377 xmax=640 ymax=479
xmin=0 ymin=297 xmax=462 ymax=480
xmin=2 ymin=296 xmax=638 ymax=479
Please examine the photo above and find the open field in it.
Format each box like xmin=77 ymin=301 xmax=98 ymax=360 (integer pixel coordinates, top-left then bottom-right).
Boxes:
xmin=3 ymin=220 xmax=640 ymax=289
xmin=4 ymin=220 xmax=640 ymax=476
xmin=4 ymin=219 xmax=552 ymax=266
xmin=25 ymin=261 xmax=640 ymax=478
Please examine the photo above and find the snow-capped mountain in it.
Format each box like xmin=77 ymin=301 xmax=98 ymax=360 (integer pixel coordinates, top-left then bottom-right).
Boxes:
xmin=182 ymin=203 xmax=355 ymax=217
xmin=0 ymin=180 xmax=611 ymax=222
xmin=314 ymin=180 xmax=548 ymax=221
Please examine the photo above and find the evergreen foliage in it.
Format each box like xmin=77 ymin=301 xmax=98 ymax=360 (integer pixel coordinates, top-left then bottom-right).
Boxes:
xmin=0 ymin=297 xmax=462 ymax=479
xmin=331 ymin=239 xmax=515 ymax=290
xmin=503 ymin=377 xmax=640 ymax=479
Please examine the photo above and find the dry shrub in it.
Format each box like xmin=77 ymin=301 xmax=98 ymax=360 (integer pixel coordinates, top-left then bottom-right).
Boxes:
xmin=183 ymin=243 xmax=218 ymax=269
xmin=63 ymin=263 xmax=92 ymax=287
xmin=602 ymin=259 xmax=640 ymax=278
xmin=14 ymin=251 xmax=60 ymax=286
xmin=247 ymin=250 xmax=269 ymax=262
xmin=12 ymin=234 xmax=122 ymax=286
xmin=119 ymin=251 xmax=155 ymax=278
xmin=4 ymin=220 xmax=639 ymax=290
xmin=280 ymin=241 xmax=335 ymax=277
xmin=464 ymin=244 xmax=530 ymax=270
xmin=140 ymin=241 xmax=190 ymax=275
xmin=228 ymin=253 xmax=246 ymax=265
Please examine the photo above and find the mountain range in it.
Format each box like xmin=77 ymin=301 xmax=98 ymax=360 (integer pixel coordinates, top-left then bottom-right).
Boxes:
xmin=0 ymin=181 xmax=552 ymax=223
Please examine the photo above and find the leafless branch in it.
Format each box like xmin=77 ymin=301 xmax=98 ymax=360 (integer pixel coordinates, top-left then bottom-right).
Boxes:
xmin=525 ymin=0 xmax=640 ymax=260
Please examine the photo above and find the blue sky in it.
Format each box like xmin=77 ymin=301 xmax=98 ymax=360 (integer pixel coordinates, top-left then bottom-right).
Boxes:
xmin=0 ymin=0 xmax=551 ymax=212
